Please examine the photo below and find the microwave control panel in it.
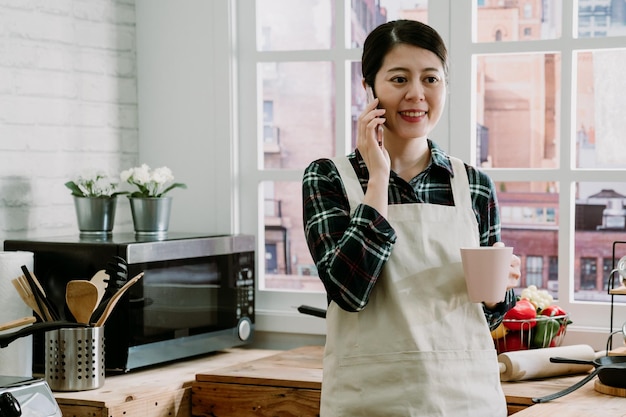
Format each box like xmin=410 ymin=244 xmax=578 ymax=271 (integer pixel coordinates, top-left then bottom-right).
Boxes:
xmin=234 ymin=252 xmax=255 ymax=320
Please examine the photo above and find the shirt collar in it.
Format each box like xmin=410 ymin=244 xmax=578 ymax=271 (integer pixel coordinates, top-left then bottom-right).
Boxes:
xmin=428 ymin=140 xmax=455 ymax=177
xmin=354 ymin=139 xmax=455 ymax=177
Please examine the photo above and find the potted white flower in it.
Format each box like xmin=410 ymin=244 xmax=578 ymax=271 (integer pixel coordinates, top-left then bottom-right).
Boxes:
xmin=65 ymin=171 xmax=126 ymax=236
xmin=120 ymin=164 xmax=187 ymax=236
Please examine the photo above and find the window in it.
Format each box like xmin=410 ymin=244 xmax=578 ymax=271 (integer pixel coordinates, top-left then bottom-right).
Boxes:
xmin=526 ymin=256 xmax=544 ymax=287
xmin=580 ymin=257 xmax=598 ymax=290
xmin=237 ymin=0 xmax=626 ymax=335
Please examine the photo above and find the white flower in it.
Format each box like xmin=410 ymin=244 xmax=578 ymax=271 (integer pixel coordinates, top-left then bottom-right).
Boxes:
xmin=65 ymin=170 xmax=121 ymax=198
xmin=121 ymin=164 xmax=187 ymax=198
xmin=152 ymin=167 xmax=174 ymax=184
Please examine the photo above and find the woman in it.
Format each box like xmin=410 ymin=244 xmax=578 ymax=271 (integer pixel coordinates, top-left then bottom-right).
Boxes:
xmin=302 ymin=20 xmax=521 ymax=416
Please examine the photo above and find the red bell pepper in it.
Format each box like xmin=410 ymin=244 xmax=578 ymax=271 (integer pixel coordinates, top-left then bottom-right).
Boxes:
xmin=503 ymin=299 xmax=537 ymax=330
xmin=541 ymin=305 xmax=567 ymax=317
xmin=541 ymin=304 xmax=571 ymax=336
xmin=495 ymin=331 xmax=529 ymax=353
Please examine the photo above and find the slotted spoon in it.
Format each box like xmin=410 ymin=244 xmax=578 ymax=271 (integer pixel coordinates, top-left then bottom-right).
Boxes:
xmin=93 ymin=272 xmax=144 ymax=327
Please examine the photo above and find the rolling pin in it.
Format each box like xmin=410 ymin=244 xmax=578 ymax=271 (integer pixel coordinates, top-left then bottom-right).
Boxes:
xmin=498 ymin=344 xmax=596 ymax=381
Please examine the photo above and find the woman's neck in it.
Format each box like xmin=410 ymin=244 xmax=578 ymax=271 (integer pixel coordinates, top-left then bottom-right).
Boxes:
xmin=387 ymin=137 xmax=431 ymax=182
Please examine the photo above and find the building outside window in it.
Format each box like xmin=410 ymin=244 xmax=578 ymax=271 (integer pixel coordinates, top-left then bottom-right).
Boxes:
xmin=237 ymin=0 xmax=626 ymax=334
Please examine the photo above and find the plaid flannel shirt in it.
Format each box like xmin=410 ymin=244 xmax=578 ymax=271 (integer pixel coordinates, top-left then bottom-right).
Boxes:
xmin=302 ymin=140 xmax=515 ymax=331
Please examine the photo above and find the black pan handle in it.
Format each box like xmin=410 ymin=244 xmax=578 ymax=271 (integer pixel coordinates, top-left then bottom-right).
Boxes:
xmin=532 ymin=367 xmax=602 ymax=403
xmin=297 ymin=305 xmax=327 ymax=319
xmin=549 ymin=356 xmax=595 ymax=366
xmin=0 ymin=321 xmax=88 ymax=348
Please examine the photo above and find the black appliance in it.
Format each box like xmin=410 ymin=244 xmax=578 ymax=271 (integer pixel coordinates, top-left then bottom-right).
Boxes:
xmin=4 ymin=233 xmax=255 ymax=373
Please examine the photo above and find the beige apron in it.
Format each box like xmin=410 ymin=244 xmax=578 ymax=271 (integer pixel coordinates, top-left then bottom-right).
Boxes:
xmin=321 ymin=156 xmax=507 ymax=417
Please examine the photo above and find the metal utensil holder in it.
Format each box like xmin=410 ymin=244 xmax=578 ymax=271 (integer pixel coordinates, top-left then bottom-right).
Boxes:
xmin=45 ymin=326 xmax=105 ymax=391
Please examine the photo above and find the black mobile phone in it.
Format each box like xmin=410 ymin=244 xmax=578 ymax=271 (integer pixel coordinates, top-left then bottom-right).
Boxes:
xmin=366 ymin=85 xmax=376 ymax=104
xmin=366 ymin=85 xmax=383 ymax=146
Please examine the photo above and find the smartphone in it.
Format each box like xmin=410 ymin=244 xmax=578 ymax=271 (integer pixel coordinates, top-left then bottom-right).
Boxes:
xmin=366 ymin=85 xmax=376 ymax=104
xmin=366 ymin=85 xmax=383 ymax=147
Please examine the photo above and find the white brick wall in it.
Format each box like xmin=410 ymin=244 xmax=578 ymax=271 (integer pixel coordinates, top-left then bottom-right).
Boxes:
xmin=0 ymin=0 xmax=138 ymax=239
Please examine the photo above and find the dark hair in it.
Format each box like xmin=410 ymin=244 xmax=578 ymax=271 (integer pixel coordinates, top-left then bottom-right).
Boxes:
xmin=361 ymin=20 xmax=448 ymax=89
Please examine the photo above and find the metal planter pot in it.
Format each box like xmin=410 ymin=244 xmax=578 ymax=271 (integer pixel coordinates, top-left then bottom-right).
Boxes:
xmin=73 ymin=196 xmax=117 ymax=237
xmin=128 ymin=197 xmax=172 ymax=238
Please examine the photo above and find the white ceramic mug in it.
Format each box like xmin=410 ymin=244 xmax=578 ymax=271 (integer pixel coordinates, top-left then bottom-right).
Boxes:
xmin=460 ymin=246 xmax=513 ymax=303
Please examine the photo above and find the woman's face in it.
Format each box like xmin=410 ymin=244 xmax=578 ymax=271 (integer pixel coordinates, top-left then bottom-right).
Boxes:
xmin=374 ymin=43 xmax=447 ymax=142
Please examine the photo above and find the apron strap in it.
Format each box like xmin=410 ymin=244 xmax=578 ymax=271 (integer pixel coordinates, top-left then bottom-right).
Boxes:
xmin=331 ymin=156 xmax=363 ymax=214
xmin=448 ymin=156 xmax=474 ymax=212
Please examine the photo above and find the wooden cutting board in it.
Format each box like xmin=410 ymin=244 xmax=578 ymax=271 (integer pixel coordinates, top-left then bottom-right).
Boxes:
xmin=594 ymin=379 xmax=626 ymax=397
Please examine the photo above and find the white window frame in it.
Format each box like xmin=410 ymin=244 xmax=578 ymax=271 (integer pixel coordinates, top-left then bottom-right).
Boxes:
xmin=236 ymin=0 xmax=626 ymax=346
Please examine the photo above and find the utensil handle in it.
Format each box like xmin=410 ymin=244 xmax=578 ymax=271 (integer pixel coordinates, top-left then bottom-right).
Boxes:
xmin=0 ymin=321 xmax=88 ymax=349
xmin=297 ymin=305 xmax=327 ymax=319
xmin=549 ymin=356 xmax=594 ymax=366
xmin=21 ymin=266 xmax=49 ymax=320
xmin=0 ymin=316 xmax=36 ymax=332
xmin=21 ymin=265 xmax=59 ymax=321
xmin=531 ymin=367 xmax=601 ymax=403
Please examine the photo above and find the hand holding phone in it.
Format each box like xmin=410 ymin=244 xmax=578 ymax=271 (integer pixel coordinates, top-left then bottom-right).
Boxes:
xmin=366 ymin=86 xmax=383 ymax=147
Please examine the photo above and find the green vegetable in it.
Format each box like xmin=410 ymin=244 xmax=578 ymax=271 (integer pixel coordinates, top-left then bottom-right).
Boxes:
xmin=531 ymin=317 xmax=561 ymax=348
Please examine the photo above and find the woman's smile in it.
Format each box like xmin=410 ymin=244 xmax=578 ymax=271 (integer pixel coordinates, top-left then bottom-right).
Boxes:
xmin=398 ymin=110 xmax=427 ymax=122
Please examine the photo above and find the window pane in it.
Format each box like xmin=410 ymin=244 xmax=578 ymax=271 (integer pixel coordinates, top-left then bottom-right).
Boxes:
xmin=350 ymin=0 xmax=428 ymax=48
xmin=575 ymin=49 xmax=626 ymax=169
xmin=257 ymin=0 xmax=334 ymax=51
xmin=475 ymin=0 xmax=562 ymax=42
xmin=260 ymin=62 xmax=335 ymax=170
xmin=475 ymin=53 xmax=560 ymax=168
xmin=574 ymin=181 xmax=626 ymax=302
xmin=350 ymin=61 xmax=365 ymax=149
xmin=526 ymin=256 xmax=544 ymax=287
xmin=497 ymin=181 xmax=559 ymax=299
xmin=262 ymin=181 xmax=323 ymax=292
xmin=576 ymin=0 xmax=626 ymax=38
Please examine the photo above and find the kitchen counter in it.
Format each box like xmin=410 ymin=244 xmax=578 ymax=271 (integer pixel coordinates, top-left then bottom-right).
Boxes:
xmin=504 ymin=378 xmax=626 ymax=416
xmin=51 ymin=348 xmax=279 ymax=417
xmin=50 ymin=345 xmax=626 ymax=417
xmin=193 ymin=345 xmax=626 ymax=417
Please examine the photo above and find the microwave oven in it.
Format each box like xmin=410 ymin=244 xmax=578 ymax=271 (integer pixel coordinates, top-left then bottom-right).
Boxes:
xmin=3 ymin=233 xmax=255 ymax=373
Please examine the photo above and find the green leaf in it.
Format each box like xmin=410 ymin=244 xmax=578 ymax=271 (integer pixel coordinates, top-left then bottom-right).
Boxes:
xmin=65 ymin=181 xmax=85 ymax=197
xmin=158 ymin=182 xmax=187 ymax=197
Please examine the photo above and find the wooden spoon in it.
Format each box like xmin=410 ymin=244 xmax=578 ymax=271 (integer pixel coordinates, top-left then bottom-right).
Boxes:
xmin=90 ymin=269 xmax=109 ymax=308
xmin=66 ymin=280 xmax=99 ymax=324
xmin=0 ymin=316 xmax=36 ymax=332
xmin=94 ymin=272 xmax=144 ymax=327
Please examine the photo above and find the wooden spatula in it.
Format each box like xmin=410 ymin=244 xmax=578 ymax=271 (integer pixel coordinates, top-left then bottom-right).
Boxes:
xmin=66 ymin=280 xmax=99 ymax=324
xmin=90 ymin=270 xmax=109 ymax=308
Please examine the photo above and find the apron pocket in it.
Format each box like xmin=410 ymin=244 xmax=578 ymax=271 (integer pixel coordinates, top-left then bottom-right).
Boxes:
xmin=323 ymin=349 xmax=506 ymax=417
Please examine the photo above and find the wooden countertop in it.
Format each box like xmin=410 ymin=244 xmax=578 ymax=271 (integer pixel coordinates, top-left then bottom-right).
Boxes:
xmin=504 ymin=378 xmax=626 ymax=416
xmin=52 ymin=345 xmax=626 ymax=417
xmin=52 ymin=348 xmax=279 ymax=417
xmin=195 ymin=345 xmax=626 ymax=417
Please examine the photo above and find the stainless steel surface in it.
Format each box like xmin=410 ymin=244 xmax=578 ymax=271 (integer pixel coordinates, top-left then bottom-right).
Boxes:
xmin=0 ymin=378 xmax=61 ymax=417
xmin=126 ymin=234 xmax=255 ymax=263
xmin=126 ymin=323 xmax=253 ymax=370
xmin=45 ymin=327 xmax=105 ymax=391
